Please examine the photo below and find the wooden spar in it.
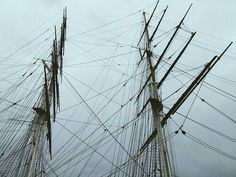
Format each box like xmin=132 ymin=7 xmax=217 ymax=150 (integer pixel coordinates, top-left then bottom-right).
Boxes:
xmin=136 ymin=4 xmax=192 ymax=101
xmin=149 ymin=5 xmax=168 ymax=42
xmin=56 ymin=72 xmax=60 ymax=109
xmin=153 ymin=4 xmax=192 ymax=70
xmin=59 ymin=7 xmax=67 ymax=76
xmin=137 ymin=98 xmax=151 ymax=117
xmin=143 ymin=12 xmax=156 ymax=83
xmin=138 ymin=97 xmax=164 ymax=153
xmin=137 ymin=0 xmax=160 ymax=45
xmin=211 ymin=41 xmax=233 ymax=67
xmin=23 ymin=9 xmax=67 ymax=177
xmin=137 ymin=48 xmax=146 ymax=66
xmin=157 ymin=32 xmax=196 ymax=89
xmin=54 ymin=26 xmax=60 ymax=112
xmin=161 ymin=57 xmax=216 ymax=126
xmin=161 ymin=42 xmax=233 ymax=126
xmin=63 ymin=7 xmax=67 ymax=55
xmin=146 ymin=0 xmax=160 ymax=27
xmin=139 ymin=43 xmax=228 ymax=153
xmin=52 ymin=27 xmax=57 ymax=122
xmin=44 ymin=65 xmax=52 ymax=159
xmin=137 ymin=6 xmax=168 ymax=67
xmin=140 ymin=129 xmax=158 ymax=152
xmin=138 ymin=11 xmax=172 ymax=177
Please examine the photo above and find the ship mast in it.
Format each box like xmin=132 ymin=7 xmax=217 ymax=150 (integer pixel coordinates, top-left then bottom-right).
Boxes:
xmin=23 ymin=8 xmax=67 ymax=177
xmin=138 ymin=5 xmax=171 ymax=176
xmin=136 ymin=3 xmax=233 ymax=177
xmin=136 ymin=3 xmax=194 ymax=176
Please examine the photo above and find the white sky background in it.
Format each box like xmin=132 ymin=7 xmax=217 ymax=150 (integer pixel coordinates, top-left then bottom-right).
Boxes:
xmin=0 ymin=0 xmax=236 ymax=177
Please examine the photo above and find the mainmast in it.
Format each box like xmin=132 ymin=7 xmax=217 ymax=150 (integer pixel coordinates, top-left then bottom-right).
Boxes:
xmin=137 ymin=4 xmax=172 ymax=176
xmin=136 ymin=3 xmax=233 ymax=177
xmin=136 ymin=3 xmax=198 ymax=176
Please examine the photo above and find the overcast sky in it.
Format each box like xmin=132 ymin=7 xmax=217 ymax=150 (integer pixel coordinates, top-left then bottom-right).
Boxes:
xmin=0 ymin=0 xmax=236 ymax=177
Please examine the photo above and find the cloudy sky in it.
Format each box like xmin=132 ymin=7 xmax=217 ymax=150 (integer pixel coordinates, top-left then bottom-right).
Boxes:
xmin=0 ymin=0 xmax=236 ymax=177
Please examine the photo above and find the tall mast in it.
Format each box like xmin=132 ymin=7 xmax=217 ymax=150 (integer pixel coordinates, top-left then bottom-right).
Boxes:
xmin=21 ymin=8 xmax=67 ymax=177
xmin=137 ymin=4 xmax=233 ymax=177
xmin=140 ymin=11 xmax=172 ymax=176
xmin=137 ymin=4 xmax=195 ymax=176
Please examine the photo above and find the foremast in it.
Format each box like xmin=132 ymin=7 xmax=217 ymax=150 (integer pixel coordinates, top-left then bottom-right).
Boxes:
xmin=20 ymin=8 xmax=67 ymax=177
